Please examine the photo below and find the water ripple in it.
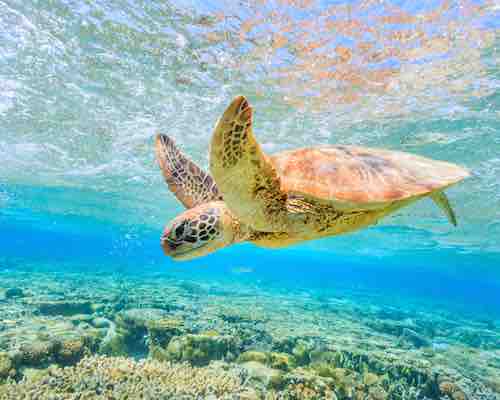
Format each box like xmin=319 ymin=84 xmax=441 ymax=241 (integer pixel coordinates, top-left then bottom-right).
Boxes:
xmin=0 ymin=0 xmax=498 ymax=254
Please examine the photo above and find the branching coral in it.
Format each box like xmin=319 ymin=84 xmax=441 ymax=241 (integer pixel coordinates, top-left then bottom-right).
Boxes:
xmin=0 ymin=356 xmax=247 ymax=399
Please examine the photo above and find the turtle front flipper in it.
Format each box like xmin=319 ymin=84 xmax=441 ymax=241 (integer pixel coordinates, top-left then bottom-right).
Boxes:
xmin=209 ymin=96 xmax=288 ymax=231
xmin=155 ymin=134 xmax=222 ymax=208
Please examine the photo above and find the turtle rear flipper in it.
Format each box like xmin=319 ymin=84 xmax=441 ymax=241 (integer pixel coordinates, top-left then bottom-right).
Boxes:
xmin=430 ymin=191 xmax=457 ymax=226
xmin=155 ymin=134 xmax=222 ymax=209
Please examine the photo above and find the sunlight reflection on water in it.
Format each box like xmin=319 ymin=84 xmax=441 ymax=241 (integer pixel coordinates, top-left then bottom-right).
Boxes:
xmin=0 ymin=0 xmax=498 ymax=254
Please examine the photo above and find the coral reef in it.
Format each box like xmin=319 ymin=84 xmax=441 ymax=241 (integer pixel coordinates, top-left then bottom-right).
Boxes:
xmin=163 ymin=333 xmax=238 ymax=366
xmin=0 ymin=268 xmax=498 ymax=399
xmin=0 ymin=356 xmax=247 ymax=399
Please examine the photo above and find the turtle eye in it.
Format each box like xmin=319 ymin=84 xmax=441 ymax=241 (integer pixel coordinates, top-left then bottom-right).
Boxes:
xmin=174 ymin=221 xmax=186 ymax=239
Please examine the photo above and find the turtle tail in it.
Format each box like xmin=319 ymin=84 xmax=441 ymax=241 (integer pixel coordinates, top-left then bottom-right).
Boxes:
xmin=430 ymin=191 xmax=457 ymax=227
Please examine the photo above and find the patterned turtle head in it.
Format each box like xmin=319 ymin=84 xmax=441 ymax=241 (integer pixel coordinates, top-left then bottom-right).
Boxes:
xmin=161 ymin=201 xmax=239 ymax=261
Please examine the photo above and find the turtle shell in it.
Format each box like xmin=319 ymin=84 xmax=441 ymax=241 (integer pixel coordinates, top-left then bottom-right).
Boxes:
xmin=271 ymin=145 xmax=470 ymax=210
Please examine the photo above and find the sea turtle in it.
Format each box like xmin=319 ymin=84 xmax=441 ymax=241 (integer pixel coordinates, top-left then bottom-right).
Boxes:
xmin=155 ymin=96 xmax=469 ymax=261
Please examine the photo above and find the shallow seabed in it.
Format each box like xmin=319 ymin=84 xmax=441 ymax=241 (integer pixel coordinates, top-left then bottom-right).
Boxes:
xmin=0 ymin=263 xmax=499 ymax=399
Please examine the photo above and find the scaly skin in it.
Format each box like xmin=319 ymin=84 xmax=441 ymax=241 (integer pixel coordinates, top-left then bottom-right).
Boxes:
xmin=248 ymin=194 xmax=425 ymax=248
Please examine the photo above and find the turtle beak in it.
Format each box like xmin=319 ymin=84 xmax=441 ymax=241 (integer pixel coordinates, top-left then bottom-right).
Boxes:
xmin=160 ymin=235 xmax=176 ymax=256
xmin=160 ymin=227 xmax=177 ymax=256
xmin=160 ymin=231 xmax=196 ymax=260
xmin=160 ymin=233 xmax=212 ymax=261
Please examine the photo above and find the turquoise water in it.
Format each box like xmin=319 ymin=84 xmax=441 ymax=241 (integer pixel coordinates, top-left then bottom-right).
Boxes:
xmin=1 ymin=0 xmax=499 ymax=398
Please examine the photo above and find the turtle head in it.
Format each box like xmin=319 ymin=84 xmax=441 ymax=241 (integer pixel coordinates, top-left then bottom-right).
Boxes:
xmin=161 ymin=201 xmax=240 ymax=261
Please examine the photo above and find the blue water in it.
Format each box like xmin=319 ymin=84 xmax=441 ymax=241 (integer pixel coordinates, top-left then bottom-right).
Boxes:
xmin=2 ymin=183 xmax=499 ymax=318
xmin=1 ymin=0 xmax=499 ymax=397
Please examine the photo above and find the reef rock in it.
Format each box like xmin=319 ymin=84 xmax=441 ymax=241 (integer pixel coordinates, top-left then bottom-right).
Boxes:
xmin=36 ymin=300 xmax=93 ymax=316
xmin=400 ymin=328 xmax=431 ymax=348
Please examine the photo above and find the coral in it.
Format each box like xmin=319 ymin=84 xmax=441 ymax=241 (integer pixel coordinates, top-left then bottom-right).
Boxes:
xmin=308 ymin=347 xmax=432 ymax=389
xmin=312 ymin=364 xmax=357 ymax=398
xmin=368 ymin=385 xmax=388 ymax=400
xmin=268 ymin=352 xmax=296 ymax=371
xmin=439 ymin=381 xmax=468 ymax=400
xmin=363 ymin=372 xmax=380 ymax=386
xmin=113 ymin=309 xmax=176 ymax=354
xmin=17 ymin=367 xmax=47 ymax=383
xmin=116 ymin=308 xmax=170 ymax=330
xmin=147 ymin=319 xmax=186 ymax=361
xmin=272 ymin=336 xmax=299 ymax=353
xmin=238 ymin=351 xmax=296 ymax=371
xmin=16 ymin=340 xmax=60 ymax=366
xmin=279 ymin=368 xmax=336 ymax=399
xmin=0 ymin=269 xmax=497 ymax=400
xmin=165 ymin=333 xmax=238 ymax=366
xmin=102 ymin=308 xmax=174 ymax=357
xmin=219 ymin=308 xmax=264 ymax=324
xmin=12 ymin=334 xmax=97 ymax=370
xmin=98 ymin=321 xmax=129 ymax=356
xmin=238 ymin=351 xmax=269 ymax=364
xmin=0 ymin=356 xmax=247 ymax=399
xmin=311 ymin=361 xmax=394 ymax=399
xmin=99 ymin=332 xmax=129 ymax=356
xmin=55 ymin=339 xmax=86 ymax=365
xmin=292 ymin=340 xmax=313 ymax=366
xmin=0 ymin=353 xmax=13 ymax=381
xmin=147 ymin=318 xmax=185 ymax=348
xmin=238 ymin=388 xmax=261 ymax=400
xmin=241 ymin=361 xmax=284 ymax=389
